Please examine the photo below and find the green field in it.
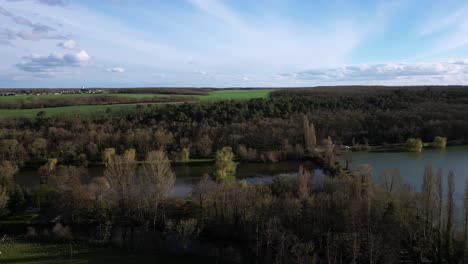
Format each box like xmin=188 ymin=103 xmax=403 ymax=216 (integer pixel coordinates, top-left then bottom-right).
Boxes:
xmin=0 ymin=89 xmax=272 ymax=119
xmin=201 ymin=89 xmax=272 ymax=100
xmin=0 ymin=242 xmax=205 ymax=264
xmin=0 ymin=104 xmax=151 ymax=119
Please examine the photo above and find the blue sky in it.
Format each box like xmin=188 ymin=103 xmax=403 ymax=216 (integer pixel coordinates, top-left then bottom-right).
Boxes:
xmin=1 ymin=0 xmax=468 ymax=87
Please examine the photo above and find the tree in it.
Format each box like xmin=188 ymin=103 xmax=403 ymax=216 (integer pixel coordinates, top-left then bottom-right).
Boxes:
xmin=194 ymin=134 xmax=212 ymax=157
xmin=102 ymin=148 xmax=116 ymax=165
xmin=142 ymin=150 xmax=175 ymax=229
xmin=432 ymin=136 xmax=447 ymax=149
xmin=176 ymin=148 xmax=190 ymax=162
xmin=405 ymin=138 xmax=423 ymax=152
xmin=464 ymin=178 xmax=468 ymax=264
xmin=38 ymin=158 xmax=57 ymax=184
xmin=0 ymin=186 xmax=8 ymax=211
xmin=123 ymin=148 xmax=136 ymax=162
xmin=435 ymin=168 xmax=443 ymax=263
xmin=31 ymin=138 xmax=48 ymax=161
xmin=303 ymin=115 xmax=317 ymax=153
xmin=154 ymin=129 xmax=173 ymax=150
xmin=7 ymin=185 xmax=25 ymax=213
xmin=0 ymin=160 xmax=18 ymax=188
xmin=421 ymin=162 xmax=435 ymax=242
xmin=297 ymin=165 xmax=310 ymax=200
xmin=446 ymin=170 xmax=455 ymax=263
xmin=213 ymin=147 xmax=237 ymax=184
xmin=103 ymin=154 xmax=136 ymax=219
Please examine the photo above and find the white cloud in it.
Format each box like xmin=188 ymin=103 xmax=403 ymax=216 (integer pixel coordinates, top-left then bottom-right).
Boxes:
xmin=0 ymin=6 xmax=66 ymax=44
xmin=6 ymin=0 xmax=68 ymax=6
xmin=106 ymin=67 xmax=125 ymax=73
xmin=58 ymin=39 xmax=76 ymax=49
xmin=288 ymin=60 xmax=468 ymax=85
xmin=16 ymin=50 xmax=90 ymax=73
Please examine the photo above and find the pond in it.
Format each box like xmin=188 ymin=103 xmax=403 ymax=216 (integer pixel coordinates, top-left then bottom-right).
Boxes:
xmin=15 ymin=160 xmax=322 ymax=197
xmin=351 ymin=146 xmax=468 ymax=202
xmin=14 ymin=146 xmax=468 ymax=199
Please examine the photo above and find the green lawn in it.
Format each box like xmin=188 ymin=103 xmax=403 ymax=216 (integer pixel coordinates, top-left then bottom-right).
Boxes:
xmin=0 ymin=242 xmax=207 ymax=264
xmin=0 ymin=89 xmax=272 ymax=119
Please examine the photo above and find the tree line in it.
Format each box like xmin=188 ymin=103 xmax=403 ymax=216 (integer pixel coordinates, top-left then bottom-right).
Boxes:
xmin=0 ymin=86 xmax=466 ymax=167
xmin=0 ymin=94 xmax=197 ymax=109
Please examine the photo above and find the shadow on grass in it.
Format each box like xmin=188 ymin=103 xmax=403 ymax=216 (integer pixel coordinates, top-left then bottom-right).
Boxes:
xmin=0 ymin=242 xmax=208 ymax=264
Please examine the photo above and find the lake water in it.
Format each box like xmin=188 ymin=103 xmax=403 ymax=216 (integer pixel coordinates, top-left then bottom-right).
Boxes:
xmin=14 ymin=146 xmax=468 ymax=198
xmin=352 ymin=146 xmax=468 ymax=201
xmin=15 ymin=161 xmax=322 ymax=197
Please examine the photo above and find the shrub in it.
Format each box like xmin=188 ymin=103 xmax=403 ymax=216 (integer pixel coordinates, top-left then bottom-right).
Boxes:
xmin=432 ymin=136 xmax=447 ymax=149
xmin=406 ymin=138 xmax=423 ymax=152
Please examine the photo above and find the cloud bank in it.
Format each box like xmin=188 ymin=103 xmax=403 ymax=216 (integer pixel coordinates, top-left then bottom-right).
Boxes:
xmin=58 ymin=39 xmax=76 ymax=50
xmin=16 ymin=50 xmax=90 ymax=73
xmin=285 ymin=60 xmax=468 ymax=85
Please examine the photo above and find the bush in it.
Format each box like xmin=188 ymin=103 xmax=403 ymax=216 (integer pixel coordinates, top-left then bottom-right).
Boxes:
xmin=406 ymin=138 xmax=423 ymax=152
xmin=432 ymin=136 xmax=447 ymax=149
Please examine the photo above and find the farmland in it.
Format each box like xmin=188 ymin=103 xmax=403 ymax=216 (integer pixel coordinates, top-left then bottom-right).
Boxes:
xmin=0 ymin=89 xmax=272 ymax=118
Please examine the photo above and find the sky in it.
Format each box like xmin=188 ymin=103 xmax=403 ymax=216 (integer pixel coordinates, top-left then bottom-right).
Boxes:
xmin=1 ymin=0 xmax=468 ymax=88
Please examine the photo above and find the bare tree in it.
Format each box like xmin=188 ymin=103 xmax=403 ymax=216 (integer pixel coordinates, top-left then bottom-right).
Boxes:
xmin=446 ymin=170 xmax=455 ymax=263
xmin=422 ymin=162 xmax=435 ymax=241
xmin=141 ymin=150 xmax=175 ymax=229
xmin=464 ymin=178 xmax=468 ymax=264
xmin=435 ymin=168 xmax=443 ymax=264
xmin=0 ymin=186 xmax=9 ymax=210
xmin=104 ymin=154 xmax=136 ymax=217
xmin=0 ymin=160 xmax=18 ymax=187
xmin=303 ymin=115 xmax=317 ymax=153
xmin=297 ymin=165 xmax=310 ymax=200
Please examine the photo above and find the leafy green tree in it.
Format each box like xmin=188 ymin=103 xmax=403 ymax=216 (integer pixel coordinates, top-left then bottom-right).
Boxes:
xmin=405 ymin=138 xmax=423 ymax=152
xmin=213 ymin=147 xmax=237 ymax=184
xmin=432 ymin=136 xmax=447 ymax=149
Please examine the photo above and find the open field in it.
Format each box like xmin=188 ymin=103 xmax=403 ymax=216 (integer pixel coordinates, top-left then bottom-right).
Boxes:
xmin=0 ymin=93 xmax=186 ymax=101
xmin=0 ymin=89 xmax=272 ymax=118
xmin=0 ymin=104 xmax=150 ymax=119
xmin=0 ymin=89 xmax=272 ymax=101
xmin=0 ymin=242 xmax=204 ymax=264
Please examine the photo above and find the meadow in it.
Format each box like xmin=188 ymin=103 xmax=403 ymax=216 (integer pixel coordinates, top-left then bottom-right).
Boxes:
xmin=0 ymin=241 xmax=204 ymax=264
xmin=0 ymin=89 xmax=272 ymax=118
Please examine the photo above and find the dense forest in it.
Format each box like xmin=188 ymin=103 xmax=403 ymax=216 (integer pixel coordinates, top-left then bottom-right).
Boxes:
xmin=0 ymin=86 xmax=467 ymax=166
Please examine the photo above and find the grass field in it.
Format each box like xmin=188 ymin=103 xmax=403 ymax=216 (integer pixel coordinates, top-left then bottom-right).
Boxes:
xmin=0 ymin=104 xmax=150 ymax=119
xmin=0 ymin=242 xmax=206 ymax=264
xmin=0 ymin=89 xmax=272 ymax=119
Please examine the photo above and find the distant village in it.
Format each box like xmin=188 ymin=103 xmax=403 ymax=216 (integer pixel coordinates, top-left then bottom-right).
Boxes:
xmin=0 ymin=88 xmax=104 ymax=97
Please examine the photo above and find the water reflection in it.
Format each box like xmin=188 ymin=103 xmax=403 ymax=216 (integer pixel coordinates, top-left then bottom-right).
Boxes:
xmin=15 ymin=161 xmax=322 ymax=197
